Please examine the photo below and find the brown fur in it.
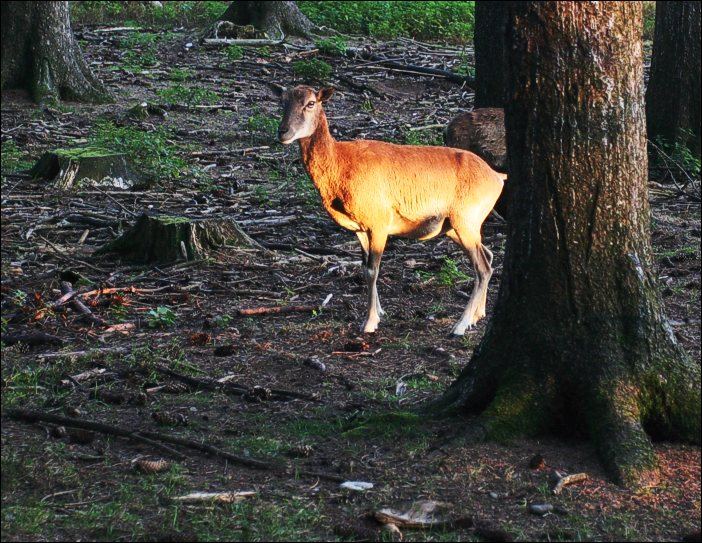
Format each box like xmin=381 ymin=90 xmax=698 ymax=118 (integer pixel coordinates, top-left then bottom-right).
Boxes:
xmin=277 ymin=85 xmax=504 ymax=335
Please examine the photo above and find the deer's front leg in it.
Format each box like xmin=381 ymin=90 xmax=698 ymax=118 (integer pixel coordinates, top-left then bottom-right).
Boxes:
xmin=356 ymin=231 xmax=385 ymax=318
xmin=360 ymin=231 xmax=387 ymax=333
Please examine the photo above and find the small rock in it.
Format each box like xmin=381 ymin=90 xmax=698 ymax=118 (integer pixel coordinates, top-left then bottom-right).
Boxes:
xmin=340 ymin=481 xmax=374 ymax=491
xmin=489 ymin=491 xmax=499 ymax=499
xmin=528 ymin=503 xmax=553 ymax=516
xmin=304 ymin=356 xmax=326 ymax=372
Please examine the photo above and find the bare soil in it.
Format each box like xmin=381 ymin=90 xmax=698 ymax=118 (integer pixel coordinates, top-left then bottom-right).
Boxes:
xmin=1 ymin=27 xmax=700 ymax=542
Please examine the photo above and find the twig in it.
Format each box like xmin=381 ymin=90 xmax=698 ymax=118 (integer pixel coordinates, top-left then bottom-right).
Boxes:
xmin=551 ymin=472 xmax=588 ymax=494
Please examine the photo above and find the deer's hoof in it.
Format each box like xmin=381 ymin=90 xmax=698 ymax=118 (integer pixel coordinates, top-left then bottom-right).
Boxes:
xmin=450 ymin=323 xmax=473 ymax=337
xmin=361 ymin=320 xmax=379 ymax=334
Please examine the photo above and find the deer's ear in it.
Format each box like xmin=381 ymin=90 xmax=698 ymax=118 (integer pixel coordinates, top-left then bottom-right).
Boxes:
xmin=269 ymin=83 xmax=287 ymax=99
xmin=317 ymin=87 xmax=335 ymax=102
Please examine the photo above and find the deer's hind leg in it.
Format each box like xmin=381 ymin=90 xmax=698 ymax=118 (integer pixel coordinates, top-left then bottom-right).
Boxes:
xmin=446 ymin=226 xmax=493 ymax=336
xmin=474 ymin=244 xmax=493 ymax=320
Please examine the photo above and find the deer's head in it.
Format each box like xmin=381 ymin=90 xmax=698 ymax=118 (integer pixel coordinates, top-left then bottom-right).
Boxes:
xmin=274 ymin=85 xmax=335 ymax=144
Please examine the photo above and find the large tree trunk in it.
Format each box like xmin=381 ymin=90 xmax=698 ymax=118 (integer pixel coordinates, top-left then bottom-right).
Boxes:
xmin=219 ymin=1 xmax=315 ymax=38
xmin=474 ymin=1 xmax=508 ymax=108
xmin=645 ymin=1 xmax=701 ymax=155
xmin=435 ymin=2 xmax=700 ymax=488
xmin=1 ymin=1 xmax=110 ymax=104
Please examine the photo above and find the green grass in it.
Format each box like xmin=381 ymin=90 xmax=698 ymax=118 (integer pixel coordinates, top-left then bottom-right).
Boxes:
xmin=404 ymin=128 xmax=443 ymax=146
xmin=417 ymin=257 xmax=470 ymax=286
xmin=71 ymin=1 xmax=228 ymax=27
xmin=156 ymin=84 xmax=220 ymax=106
xmin=167 ymin=68 xmax=194 ymax=81
xmin=89 ymin=120 xmax=190 ymax=182
xmin=146 ymin=306 xmax=177 ymax=328
xmin=293 ymin=59 xmax=333 ymax=83
xmin=652 ymin=131 xmax=702 ymax=178
xmin=247 ymin=112 xmax=279 ymax=138
xmin=1 ymin=140 xmax=32 ymax=173
xmin=300 ymin=1 xmax=475 ymax=43
xmin=224 ymin=44 xmax=244 ymax=61
xmin=315 ymin=36 xmax=348 ymax=55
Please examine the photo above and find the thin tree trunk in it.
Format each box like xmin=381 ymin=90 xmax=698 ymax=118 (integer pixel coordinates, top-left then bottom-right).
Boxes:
xmin=434 ymin=2 xmax=700 ymax=488
xmin=1 ymin=1 xmax=111 ymax=104
xmin=219 ymin=1 xmax=315 ymax=38
xmin=645 ymin=1 xmax=701 ymax=155
xmin=474 ymin=1 xmax=508 ymax=108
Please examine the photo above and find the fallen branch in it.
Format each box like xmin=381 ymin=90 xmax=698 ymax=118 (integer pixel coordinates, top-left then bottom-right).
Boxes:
xmin=203 ymin=37 xmax=284 ymax=46
xmin=7 ymin=409 xmax=345 ymax=482
xmin=238 ymin=305 xmax=318 ymax=316
xmin=7 ymin=409 xmax=186 ymax=460
xmin=345 ymin=47 xmax=475 ymax=86
xmin=171 ymin=491 xmax=256 ymax=504
xmin=3 ymin=332 xmax=65 ymax=346
xmin=152 ymin=363 xmax=318 ymax=402
xmin=61 ymin=281 xmax=107 ymax=327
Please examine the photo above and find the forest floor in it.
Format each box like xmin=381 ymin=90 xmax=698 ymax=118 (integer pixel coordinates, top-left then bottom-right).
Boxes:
xmin=1 ymin=26 xmax=700 ymax=542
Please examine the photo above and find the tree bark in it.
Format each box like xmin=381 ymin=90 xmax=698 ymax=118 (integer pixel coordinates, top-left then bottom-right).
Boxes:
xmin=435 ymin=2 xmax=700 ymax=488
xmin=1 ymin=1 xmax=110 ymax=104
xmin=474 ymin=1 xmax=508 ymax=108
xmin=645 ymin=1 xmax=701 ymax=155
xmin=219 ymin=1 xmax=315 ymax=38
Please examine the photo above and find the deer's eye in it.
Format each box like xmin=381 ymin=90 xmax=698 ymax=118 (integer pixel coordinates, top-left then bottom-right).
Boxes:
xmin=306 ymin=101 xmax=316 ymax=109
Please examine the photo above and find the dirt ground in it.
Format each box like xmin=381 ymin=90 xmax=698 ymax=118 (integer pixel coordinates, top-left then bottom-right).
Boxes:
xmin=1 ymin=26 xmax=700 ymax=542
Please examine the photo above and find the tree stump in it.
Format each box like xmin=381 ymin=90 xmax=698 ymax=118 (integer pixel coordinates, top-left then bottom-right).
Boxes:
xmin=217 ymin=1 xmax=316 ymax=39
xmin=445 ymin=108 xmax=508 ymax=217
xmin=95 ymin=213 xmax=260 ymax=263
xmin=29 ymin=148 xmax=140 ymax=190
xmin=444 ymin=108 xmax=506 ymax=172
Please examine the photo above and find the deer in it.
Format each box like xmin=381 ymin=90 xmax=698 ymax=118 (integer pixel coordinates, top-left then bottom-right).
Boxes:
xmin=274 ymin=85 xmax=505 ymax=336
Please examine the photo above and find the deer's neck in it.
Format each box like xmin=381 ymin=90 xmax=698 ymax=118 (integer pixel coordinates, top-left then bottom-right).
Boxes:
xmin=298 ymin=112 xmax=339 ymax=200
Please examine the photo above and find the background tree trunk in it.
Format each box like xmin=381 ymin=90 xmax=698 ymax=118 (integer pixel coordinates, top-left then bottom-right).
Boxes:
xmin=645 ymin=1 xmax=701 ymax=155
xmin=474 ymin=1 xmax=508 ymax=108
xmin=1 ymin=1 xmax=111 ymax=104
xmin=220 ymin=1 xmax=315 ymax=38
xmin=435 ymin=2 xmax=700 ymax=488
